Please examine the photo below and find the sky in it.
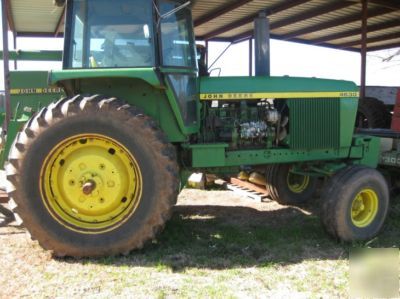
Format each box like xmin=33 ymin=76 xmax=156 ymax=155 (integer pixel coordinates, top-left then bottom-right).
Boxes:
xmin=207 ymin=40 xmax=400 ymax=86
xmin=0 ymin=8 xmax=399 ymax=89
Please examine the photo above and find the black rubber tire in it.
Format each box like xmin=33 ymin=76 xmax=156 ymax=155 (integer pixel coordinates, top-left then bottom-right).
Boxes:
xmin=0 ymin=204 xmax=14 ymax=221
xmin=265 ymin=164 xmax=318 ymax=205
xmin=6 ymin=95 xmax=179 ymax=257
xmin=320 ymin=165 xmax=389 ymax=242
xmin=356 ymin=97 xmax=391 ymax=129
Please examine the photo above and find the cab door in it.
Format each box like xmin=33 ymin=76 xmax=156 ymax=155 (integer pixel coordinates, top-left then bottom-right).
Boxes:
xmin=158 ymin=0 xmax=199 ymax=133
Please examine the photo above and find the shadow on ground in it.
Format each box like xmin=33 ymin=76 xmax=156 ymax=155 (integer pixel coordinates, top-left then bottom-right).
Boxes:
xmin=2 ymin=191 xmax=400 ymax=271
xmin=50 ymin=194 xmax=400 ymax=271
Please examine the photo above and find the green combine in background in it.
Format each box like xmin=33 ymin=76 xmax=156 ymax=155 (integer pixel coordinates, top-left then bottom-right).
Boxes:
xmin=0 ymin=0 xmax=398 ymax=257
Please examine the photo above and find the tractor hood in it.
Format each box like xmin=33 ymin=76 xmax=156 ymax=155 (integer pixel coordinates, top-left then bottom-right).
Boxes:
xmin=199 ymin=76 xmax=359 ymax=101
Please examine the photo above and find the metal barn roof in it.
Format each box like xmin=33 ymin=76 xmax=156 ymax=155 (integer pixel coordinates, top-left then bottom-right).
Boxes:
xmin=4 ymin=0 xmax=400 ymax=52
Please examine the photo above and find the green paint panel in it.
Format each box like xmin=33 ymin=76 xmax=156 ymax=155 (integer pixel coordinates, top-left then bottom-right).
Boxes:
xmin=9 ymin=71 xmax=65 ymax=119
xmin=351 ymin=135 xmax=380 ymax=168
xmin=50 ymin=68 xmax=199 ymax=140
xmin=189 ymin=146 xmax=350 ymax=168
xmin=187 ymin=135 xmax=379 ymax=169
xmin=200 ymin=76 xmax=359 ymax=94
xmin=0 ymin=71 xmax=65 ymax=167
xmin=188 ymin=143 xmax=228 ymax=167
xmin=77 ymin=78 xmax=188 ymax=142
xmin=49 ymin=68 xmax=163 ymax=88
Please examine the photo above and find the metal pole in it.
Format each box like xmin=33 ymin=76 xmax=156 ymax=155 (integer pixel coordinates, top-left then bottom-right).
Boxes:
xmin=254 ymin=12 xmax=270 ymax=76
xmin=205 ymin=40 xmax=209 ymax=70
xmin=1 ymin=0 xmax=11 ymax=131
xmin=360 ymin=0 xmax=368 ymax=99
xmin=249 ymin=38 xmax=253 ymax=76
xmin=13 ymin=32 xmax=16 ymax=69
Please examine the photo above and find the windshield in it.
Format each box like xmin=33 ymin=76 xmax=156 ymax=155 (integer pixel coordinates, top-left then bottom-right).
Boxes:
xmin=65 ymin=0 xmax=155 ymax=69
xmin=159 ymin=1 xmax=197 ymax=69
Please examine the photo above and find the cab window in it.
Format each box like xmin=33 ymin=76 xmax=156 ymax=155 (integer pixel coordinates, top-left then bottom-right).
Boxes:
xmin=159 ymin=1 xmax=197 ymax=69
xmin=65 ymin=0 xmax=155 ymax=69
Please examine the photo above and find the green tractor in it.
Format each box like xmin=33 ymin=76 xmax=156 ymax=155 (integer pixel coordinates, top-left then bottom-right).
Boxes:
xmin=2 ymin=0 xmax=390 ymax=257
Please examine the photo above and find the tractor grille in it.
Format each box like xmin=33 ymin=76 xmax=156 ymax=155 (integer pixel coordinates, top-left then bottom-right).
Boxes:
xmin=288 ymin=98 xmax=341 ymax=150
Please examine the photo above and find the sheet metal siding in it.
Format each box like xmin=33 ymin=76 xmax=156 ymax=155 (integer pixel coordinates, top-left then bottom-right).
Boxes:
xmin=288 ymin=98 xmax=341 ymax=150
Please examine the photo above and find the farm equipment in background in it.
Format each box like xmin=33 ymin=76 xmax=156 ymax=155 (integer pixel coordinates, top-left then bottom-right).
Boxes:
xmin=357 ymin=89 xmax=400 ymax=184
xmin=0 ymin=0 xmax=397 ymax=257
xmin=356 ymin=86 xmax=399 ymax=129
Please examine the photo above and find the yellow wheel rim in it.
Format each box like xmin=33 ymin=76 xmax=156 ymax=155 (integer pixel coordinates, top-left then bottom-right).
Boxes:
xmin=287 ymin=172 xmax=310 ymax=194
xmin=351 ymin=189 xmax=379 ymax=228
xmin=40 ymin=134 xmax=142 ymax=234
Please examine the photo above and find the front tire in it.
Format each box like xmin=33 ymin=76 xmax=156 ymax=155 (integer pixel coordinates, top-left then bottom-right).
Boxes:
xmin=320 ymin=166 xmax=389 ymax=242
xmin=6 ymin=95 xmax=179 ymax=257
xmin=265 ymin=164 xmax=317 ymax=205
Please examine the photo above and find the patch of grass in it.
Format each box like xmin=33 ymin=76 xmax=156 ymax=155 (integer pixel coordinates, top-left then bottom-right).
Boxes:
xmin=2 ymin=190 xmax=400 ymax=298
xmin=134 ymin=207 xmax=338 ymax=271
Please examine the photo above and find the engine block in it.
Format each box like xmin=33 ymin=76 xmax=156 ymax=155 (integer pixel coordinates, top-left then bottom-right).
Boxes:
xmin=201 ymin=99 xmax=282 ymax=149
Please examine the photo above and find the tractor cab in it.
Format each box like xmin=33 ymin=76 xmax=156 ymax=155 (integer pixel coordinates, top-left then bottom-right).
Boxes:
xmin=63 ymin=0 xmax=197 ymax=71
xmin=60 ymin=0 xmax=199 ymax=130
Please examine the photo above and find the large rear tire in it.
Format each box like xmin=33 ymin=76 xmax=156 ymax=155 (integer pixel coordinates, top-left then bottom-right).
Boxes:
xmin=265 ymin=164 xmax=317 ymax=205
xmin=321 ymin=166 xmax=389 ymax=242
xmin=6 ymin=95 xmax=179 ymax=257
xmin=356 ymin=97 xmax=391 ymax=129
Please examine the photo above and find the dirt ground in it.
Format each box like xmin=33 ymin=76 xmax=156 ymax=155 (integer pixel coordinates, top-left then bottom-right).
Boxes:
xmin=0 ymin=188 xmax=399 ymax=298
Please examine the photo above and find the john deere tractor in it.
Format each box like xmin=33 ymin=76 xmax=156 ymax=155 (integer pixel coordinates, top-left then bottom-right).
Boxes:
xmin=2 ymin=0 xmax=390 ymax=257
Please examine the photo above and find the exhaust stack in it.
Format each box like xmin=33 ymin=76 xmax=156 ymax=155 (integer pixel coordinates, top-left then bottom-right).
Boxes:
xmin=254 ymin=12 xmax=270 ymax=76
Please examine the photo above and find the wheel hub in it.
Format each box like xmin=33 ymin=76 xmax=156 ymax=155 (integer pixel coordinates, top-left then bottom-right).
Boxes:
xmin=351 ymin=189 xmax=379 ymax=228
xmin=287 ymin=172 xmax=310 ymax=194
xmin=82 ymin=179 xmax=97 ymax=195
xmin=40 ymin=134 xmax=143 ymax=233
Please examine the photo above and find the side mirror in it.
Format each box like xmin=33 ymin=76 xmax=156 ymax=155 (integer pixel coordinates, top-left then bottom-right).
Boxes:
xmin=53 ymin=0 xmax=66 ymax=7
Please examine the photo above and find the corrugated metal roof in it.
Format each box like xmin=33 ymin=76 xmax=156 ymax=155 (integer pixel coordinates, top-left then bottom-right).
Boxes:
xmin=5 ymin=0 xmax=400 ymax=52
xmin=8 ymin=0 xmax=64 ymax=36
